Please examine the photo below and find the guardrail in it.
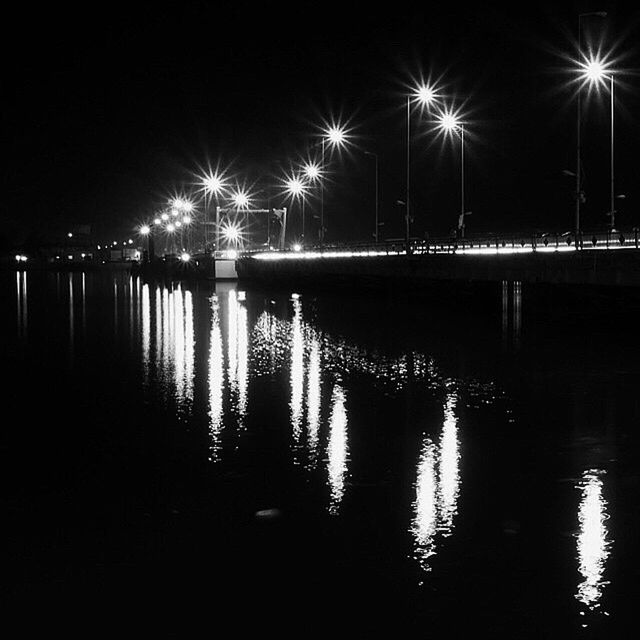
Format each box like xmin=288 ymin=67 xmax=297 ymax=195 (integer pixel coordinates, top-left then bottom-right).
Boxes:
xmin=240 ymin=229 xmax=640 ymax=258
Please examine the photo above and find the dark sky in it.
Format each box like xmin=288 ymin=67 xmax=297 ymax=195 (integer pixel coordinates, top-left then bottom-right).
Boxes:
xmin=4 ymin=0 xmax=640 ymax=245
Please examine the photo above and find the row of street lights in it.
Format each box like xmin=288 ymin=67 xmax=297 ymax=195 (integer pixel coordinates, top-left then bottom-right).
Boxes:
xmin=136 ymin=17 xmax=622 ymax=255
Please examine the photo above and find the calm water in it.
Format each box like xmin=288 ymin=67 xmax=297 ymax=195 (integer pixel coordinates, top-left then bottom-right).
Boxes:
xmin=3 ymin=270 xmax=640 ymax=635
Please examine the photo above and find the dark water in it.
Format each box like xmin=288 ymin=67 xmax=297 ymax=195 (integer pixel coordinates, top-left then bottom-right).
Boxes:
xmin=3 ymin=270 xmax=640 ymax=635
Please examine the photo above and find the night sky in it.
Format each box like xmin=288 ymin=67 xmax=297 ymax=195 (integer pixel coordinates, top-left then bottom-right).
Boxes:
xmin=4 ymin=0 xmax=640 ymax=246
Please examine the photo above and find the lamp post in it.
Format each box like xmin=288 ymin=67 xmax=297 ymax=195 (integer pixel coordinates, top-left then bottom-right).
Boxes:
xmin=576 ymin=11 xmax=607 ymax=243
xmin=364 ymin=151 xmax=379 ymax=243
xmin=436 ymin=110 xmax=467 ymax=236
xmin=283 ymin=175 xmax=307 ymax=249
xmin=577 ymin=55 xmax=616 ymax=231
xmin=200 ymin=171 xmax=228 ymax=253
xmin=320 ymin=124 xmax=347 ymax=247
xmin=406 ymin=84 xmax=439 ymax=254
xmin=302 ymin=161 xmax=321 ymax=246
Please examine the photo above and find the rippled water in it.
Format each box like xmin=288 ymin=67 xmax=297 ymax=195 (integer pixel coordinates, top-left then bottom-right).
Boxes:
xmin=4 ymin=270 xmax=639 ymax=635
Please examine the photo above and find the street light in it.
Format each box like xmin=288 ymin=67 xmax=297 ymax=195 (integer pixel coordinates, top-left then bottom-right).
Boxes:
xmin=577 ymin=53 xmax=616 ymax=230
xmin=199 ymin=170 xmax=229 ymax=252
xmin=301 ymin=161 xmax=322 ymax=246
xmin=575 ymin=11 xmax=607 ymax=242
xmin=436 ymin=108 xmax=468 ymax=237
xmin=320 ymin=122 xmax=349 ymax=247
xmin=406 ymin=83 xmax=439 ymax=254
xmin=282 ymin=174 xmax=308 ymax=249
xmin=363 ymin=151 xmax=380 ymax=243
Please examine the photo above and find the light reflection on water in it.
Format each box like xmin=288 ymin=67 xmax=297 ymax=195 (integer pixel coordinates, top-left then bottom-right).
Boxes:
xmin=412 ymin=391 xmax=461 ymax=572
xmin=576 ymin=469 xmax=611 ymax=615
xmin=21 ymin=273 xmax=623 ymax=626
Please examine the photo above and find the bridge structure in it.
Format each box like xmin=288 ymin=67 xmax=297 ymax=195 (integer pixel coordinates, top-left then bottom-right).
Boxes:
xmin=236 ymin=228 xmax=640 ymax=288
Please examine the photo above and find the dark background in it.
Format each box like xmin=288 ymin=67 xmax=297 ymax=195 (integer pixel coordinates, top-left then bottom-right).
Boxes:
xmin=3 ymin=0 xmax=640 ymax=246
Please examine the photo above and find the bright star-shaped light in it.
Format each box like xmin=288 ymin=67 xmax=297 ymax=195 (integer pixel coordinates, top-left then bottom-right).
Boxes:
xmin=578 ymin=54 xmax=612 ymax=89
xmin=232 ymin=190 xmax=250 ymax=209
xmin=414 ymin=83 xmax=438 ymax=106
xmin=303 ymin=161 xmax=322 ymax=182
xmin=140 ymin=225 xmax=150 ymax=235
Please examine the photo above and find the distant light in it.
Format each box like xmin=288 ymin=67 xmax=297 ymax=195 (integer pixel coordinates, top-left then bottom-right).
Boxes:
xmin=232 ymin=190 xmax=250 ymax=208
xmin=303 ymin=162 xmax=321 ymax=181
xmin=171 ymin=208 xmax=180 ymax=216
xmin=293 ymin=243 xmax=302 ymax=252
xmin=201 ymin=172 xmax=227 ymax=196
xmin=68 ymin=255 xmax=73 ymax=260
xmin=437 ymin=110 xmax=462 ymax=132
xmin=180 ymin=252 xmax=191 ymax=262
xmin=97 ymin=245 xmax=101 ymax=250
xmin=67 ymin=232 xmax=73 ymax=238
xmin=238 ymin=291 xmax=246 ymax=301
xmin=154 ymin=218 xmax=162 ymax=225
xmin=128 ymin=239 xmax=133 ymax=244
xmin=175 ymin=220 xmax=182 ymax=228
xmin=181 ymin=200 xmax=194 ymax=213
xmin=140 ymin=225 xmax=151 ymax=235
xmin=161 ymin=213 xmax=169 ymax=221
xmin=81 ymin=253 xmax=86 ymax=258
xmin=324 ymin=124 xmax=347 ymax=148
xmin=226 ymin=249 xmax=238 ymax=260
xmin=15 ymin=254 xmax=27 ymax=262
xmin=414 ymin=84 xmax=438 ymax=106
xmin=167 ymin=223 xmax=176 ymax=232
xmin=182 ymin=215 xmax=191 ymax=225
xmin=578 ymin=54 xmax=612 ymax=87
xmin=223 ymin=224 xmax=241 ymax=242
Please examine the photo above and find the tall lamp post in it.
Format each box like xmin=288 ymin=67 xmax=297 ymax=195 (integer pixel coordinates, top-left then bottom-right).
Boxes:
xmin=436 ymin=110 xmax=469 ymax=236
xmin=406 ymin=84 xmax=439 ymax=254
xmin=302 ymin=161 xmax=321 ymax=246
xmin=320 ymin=124 xmax=348 ymax=247
xmin=575 ymin=11 xmax=607 ymax=242
xmin=578 ymin=55 xmax=617 ymax=230
xmin=364 ymin=150 xmax=379 ymax=243
xmin=283 ymin=175 xmax=307 ymax=249
xmin=200 ymin=172 xmax=228 ymax=253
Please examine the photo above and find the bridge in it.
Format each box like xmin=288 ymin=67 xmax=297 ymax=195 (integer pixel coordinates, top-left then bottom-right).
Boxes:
xmin=236 ymin=229 xmax=640 ymax=288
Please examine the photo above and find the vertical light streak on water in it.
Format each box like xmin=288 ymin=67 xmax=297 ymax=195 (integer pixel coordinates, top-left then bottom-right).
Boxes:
xmin=162 ymin=287 xmax=171 ymax=382
xmin=438 ymin=393 xmax=460 ymax=534
xmin=412 ymin=439 xmax=438 ymax=571
xmin=327 ymin=384 xmax=348 ymax=515
xmin=184 ymin=290 xmax=195 ymax=405
xmin=290 ymin=296 xmax=305 ymax=448
xmin=513 ymin=281 xmax=521 ymax=347
xmin=576 ymin=469 xmax=611 ymax=613
xmin=68 ymin=273 xmax=75 ymax=353
xmin=128 ymin=276 xmax=135 ymax=349
xmin=501 ymin=280 xmax=508 ymax=349
xmin=208 ymin=296 xmax=225 ymax=461
xmin=113 ymin=280 xmax=118 ymax=334
xmin=141 ymin=283 xmax=151 ymax=384
xmin=227 ymin=290 xmax=238 ymax=392
xmin=16 ymin=271 xmax=28 ymax=338
xmin=155 ymin=286 xmax=162 ymax=368
xmin=236 ymin=300 xmax=248 ymax=422
xmin=81 ymin=272 xmax=86 ymax=336
xmin=173 ymin=285 xmax=186 ymax=402
xmin=306 ymin=336 xmax=321 ymax=468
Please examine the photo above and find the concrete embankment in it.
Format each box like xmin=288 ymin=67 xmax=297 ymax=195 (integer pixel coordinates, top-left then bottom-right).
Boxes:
xmin=237 ymin=250 xmax=640 ymax=288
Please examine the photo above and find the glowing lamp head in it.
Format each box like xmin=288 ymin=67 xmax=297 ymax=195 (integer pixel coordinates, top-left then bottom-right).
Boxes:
xmin=154 ymin=218 xmax=162 ymax=225
xmin=223 ymin=225 xmax=240 ymax=242
xmin=166 ymin=223 xmax=176 ymax=233
xmin=171 ymin=208 xmax=180 ymax=216
xmin=285 ymin=177 xmax=306 ymax=199
xmin=437 ymin=110 xmax=462 ymax=133
xmin=182 ymin=215 xmax=191 ymax=225
xmin=181 ymin=200 xmax=194 ymax=213
xmin=175 ymin=220 xmax=182 ymax=228
xmin=293 ymin=243 xmax=302 ymax=252
xmin=161 ymin=213 xmax=169 ymax=221
xmin=325 ymin=125 xmax=347 ymax=148
xmin=140 ymin=225 xmax=150 ymax=235
xmin=414 ymin=84 xmax=437 ymax=106
xmin=233 ymin=191 xmax=249 ymax=208
xmin=303 ymin=162 xmax=321 ymax=181
xmin=202 ymin=173 xmax=226 ymax=195
xmin=180 ymin=252 xmax=191 ymax=262
xmin=579 ymin=55 xmax=611 ymax=87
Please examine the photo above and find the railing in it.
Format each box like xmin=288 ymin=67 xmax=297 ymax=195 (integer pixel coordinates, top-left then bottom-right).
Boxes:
xmin=240 ymin=228 xmax=640 ymax=259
